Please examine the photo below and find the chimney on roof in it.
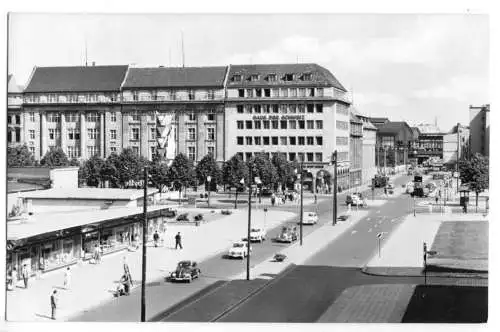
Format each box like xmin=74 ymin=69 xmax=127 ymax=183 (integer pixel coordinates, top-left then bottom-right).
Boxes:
xmin=92 ymin=61 xmax=96 ymax=66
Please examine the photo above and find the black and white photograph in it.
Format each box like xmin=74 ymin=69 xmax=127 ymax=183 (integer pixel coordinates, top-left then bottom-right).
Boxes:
xmin=2 ymin=2 xmax=494 ymax=328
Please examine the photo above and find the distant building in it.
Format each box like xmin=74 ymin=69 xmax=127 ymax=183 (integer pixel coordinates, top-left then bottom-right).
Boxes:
xmin=411 ymin=123 xmax=446 ymax=165
xmin=349 ymin=112 xmax=363 ymax=188
xmin=357 ymin=113 xmax=378 ymax=185
xmin=7 ymin=75 xmax=24 ymax=147
xmin=469 ymin=104 xmax=489 ymax=157
xmin=443 ymin=123 xmax=470 ymax=166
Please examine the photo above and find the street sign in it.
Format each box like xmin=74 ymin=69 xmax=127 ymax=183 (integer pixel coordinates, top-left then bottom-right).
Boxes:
xmin=376 ymin=232 xmax=383 ymax=239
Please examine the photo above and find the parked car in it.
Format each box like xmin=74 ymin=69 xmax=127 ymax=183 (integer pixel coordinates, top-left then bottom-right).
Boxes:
xmin=249 ymin=228 xmax=266 ymax=242
xmin=176 ymin=213 xmax=189 ymax=221
xmin=221 ymin=209 xmax=233 ymax=215
xmin=373 ymin=175 xmax=389 ymax=188
xmin=275 ymin=226 xmax=299 ymax=243
xmin=169 ymin=260 xmax=201 ymax=282
xmin=337 ymin=214 xmax=350 ymax=222
xmin=193 ymin=213 xmax=204 ymax=221
xmin=346 ymin=193 xmax=364 ymax=206
xmin=227 ymin=241 xmax=251 ymax=259
xmin=164 ymin=209 xmax=177 ymax=218
xmin=300 ymin=212 xmax=318 ymax=225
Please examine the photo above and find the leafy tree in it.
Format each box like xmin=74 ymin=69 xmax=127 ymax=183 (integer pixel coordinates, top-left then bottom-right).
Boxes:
xmin=222 ymin=154 xmax=249 ymax=191
xmin=195 ymin=154 xmax=222 ymax=190
xmin=101 ymin=153 xmax=121 ymax=188
xmin=167 ymin=153 xmax=195 ymax=191
xmin=247 ymin=152 xmax=277 ymax=189
xmin=117 ymin=148 xmax=148 ymax=188
xmin=69 ymin=158 xmax=81 ymax=166
xmin=79 ymin=155 xmax=105 ymax=187
xmin=149 ymin=158 xmax=170 ymax=191
xmin=7 ymin=144 xmax=35 ymax=167
xmin=271 ymin=154 xmax=296 ymax=191
xmin=459 ymin=153 xmax=489 ymax=207
xmin=40 ymin=147 xmax=70 ymax=167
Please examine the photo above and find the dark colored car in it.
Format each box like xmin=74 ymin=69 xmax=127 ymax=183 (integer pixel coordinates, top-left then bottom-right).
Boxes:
xmin=275 ymin=226 xmax=298 ymax=243
xmin=164 ymin=209 xmax=177 ymax=218
xmin=176 ymin=213 xmax=189 ymax=221
xmin=169 ymin=260 xmax=201 ymax=282
xmin=337 ymin=215 xmax=350 ymax=222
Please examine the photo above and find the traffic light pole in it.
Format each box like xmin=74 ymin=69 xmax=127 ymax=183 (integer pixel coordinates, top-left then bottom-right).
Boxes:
xmin=246 ymin=167 xmax=252 ymax=281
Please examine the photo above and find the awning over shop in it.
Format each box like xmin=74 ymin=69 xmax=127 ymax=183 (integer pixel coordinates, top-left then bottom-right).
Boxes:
xmin=7 ymin=206 xmax=167 ymax=241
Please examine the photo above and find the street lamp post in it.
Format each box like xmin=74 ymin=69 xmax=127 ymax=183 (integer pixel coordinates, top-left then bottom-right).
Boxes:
xmin=295 ymin=164 xmax=304 ymax=246
xmin=141 ymin=166 xmax=148 ymax=322
xmin=413 ymin=194 xmax=416 ymax=217
xmin=246 ymin=168 xmax=252 ymax=281
xmin=423 ymin=242 xmax=437 ymax=286
xmin=206 ymin=176 xmax=212 ymax=208
xmin=332 ymin=150 xmax=338 ymax=225
xmin=456 ymin=122 xmax=460 ymax=193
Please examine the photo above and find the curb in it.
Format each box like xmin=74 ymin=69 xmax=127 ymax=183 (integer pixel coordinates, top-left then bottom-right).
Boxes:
xmin=361 ymin=266 xmax=489 ymax=279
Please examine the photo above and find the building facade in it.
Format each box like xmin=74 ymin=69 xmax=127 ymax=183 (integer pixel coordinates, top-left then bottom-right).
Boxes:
xmin=349 ymin=113 xmax=363 ymax=188
xmin=224 ymin=64 xmax=351 ymax=190
xmin=357 ymin=113 xmax=377 ymax=185
xmin=469 ymin=104 xmax=490 ymax=157
xmin=443 ymin=124 xmax=470 ymax=166
xmin=371 ymin=120 xmax=413 ymax=172
xmin=7 ymin=75 xmax=24 ymax=147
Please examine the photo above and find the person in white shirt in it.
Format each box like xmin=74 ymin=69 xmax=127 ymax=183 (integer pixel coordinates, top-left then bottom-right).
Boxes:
xmin=63 ymin=267 xmax=71 ymax=290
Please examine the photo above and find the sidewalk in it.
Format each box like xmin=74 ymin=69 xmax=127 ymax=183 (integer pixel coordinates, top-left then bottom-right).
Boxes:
xmin=230 ymin=209 xmax=370 ymax=280
xmin=6 ymin=208 xmax=295 ymax=322
xmin=363 ymin=213 xmax=488 ymax=277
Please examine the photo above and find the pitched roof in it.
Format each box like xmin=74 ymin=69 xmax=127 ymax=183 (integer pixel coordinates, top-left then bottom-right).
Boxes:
xmin=411 ymin=127 xmax=421 ymax=139
xmin=368 ymin=117 xmax=389 ymax=125
xmin=350 ymin=113 xmax=362 ymax=123
xmin=8 ymin=75 xmax=23 ymax=93
xmin=123 ymin=66 xmax=228 ymax=88
xmin=24 ymin=65 xmax=129 ymax=93
xmin=227 ymin=63 xmax=347 ymax=91
xmin=377 ymin=121 xmax=412 ymax=135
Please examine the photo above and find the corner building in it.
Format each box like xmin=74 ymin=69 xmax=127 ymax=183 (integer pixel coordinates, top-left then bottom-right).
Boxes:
xmin=224 ymin=64 xmax=351 ymax=185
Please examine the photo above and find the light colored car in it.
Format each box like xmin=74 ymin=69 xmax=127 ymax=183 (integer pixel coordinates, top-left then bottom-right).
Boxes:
xmin=346 ymin=194 xmax=363 ymax=206
xmin=228 ymin=241 xmax=251 ymax=259
xmin=249 ymin=228 xmax=266 ymax=242
xmin=387 ymin=181 xmax=395 ymax=190
xmin=301 ymin=212 xmax=318 ymax=225
xmin=275 ymin=226 xmax=298 ymax=243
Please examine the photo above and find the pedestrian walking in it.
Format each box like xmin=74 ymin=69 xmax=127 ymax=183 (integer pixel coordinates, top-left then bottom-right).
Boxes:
xmin=10 ymin=268 xmax=18 ymax=290
xmin=63 ymin=267 xmax=71 ymax=290
xmin=435 ymin=196 xmax=439 ymax=204
xmin=21 ymin=264 xmax=29 ymax=289
xmin=123 ymin=256 xmax=133 ymax=286
xmin=121 ymin=273 xmax=131 ymax=295
xmin=50 ymin=290 xmax=58 ymax=320
xmin=271 ymin=195 xmax=275 ymax=206
xmin=153 ymin=230 xmax=160 ymax=248
xmin=384 ymin=187 xmax=388 ymax=196
xmin=175 ymin=232 xmax=183 ymax=249
xmin=314 ymin=194 xmax=318 ymax=204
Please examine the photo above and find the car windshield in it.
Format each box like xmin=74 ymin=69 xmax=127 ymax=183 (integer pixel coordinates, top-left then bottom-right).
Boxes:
xmin=233 ymin=243 xmax=244 ymax=248
xmin=177 ymin=262 xmax=191 ymax=269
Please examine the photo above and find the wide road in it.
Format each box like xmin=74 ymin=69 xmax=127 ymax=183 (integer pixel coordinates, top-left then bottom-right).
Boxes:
xmin=210 ymin=176 xmax=488 ymax=322
xmin=71 ymin=177 xmax=402 ymax=321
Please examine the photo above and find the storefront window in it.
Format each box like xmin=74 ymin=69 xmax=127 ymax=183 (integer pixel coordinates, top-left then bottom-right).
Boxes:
xmin=41 ymin=240 xmax=61 ymax=271
xmin=83 ymin=231 xmax=99 ymax=257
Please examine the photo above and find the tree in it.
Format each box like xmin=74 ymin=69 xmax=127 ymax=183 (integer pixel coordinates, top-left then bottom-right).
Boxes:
xmin=222 ymin=154 xmax=249 ymax=191
xmin=195 ymin=154 xmax=222 ymax=190
xmin=149 ymin=158 xmax=170 ymax=191
xmin=79 ymin=155 xmax=105 ymax=187
xmin=117 ymin=148 xmax=148 ymax=188
xmin=7 ymin=144 xmax=35 ymax=167
xmin=459 ymin=153 xmax=489 ymax=208
xmin=101 ymin=153 xmax=121 ymax=188
xmin=271 ymin=154 xmax=296 ymax=191
xmin=167 ymin=153 xmax=195 ymax=191
xmin=247 ymin=152 xmax=277 ymax=189
xmin=40 ymin=147 xmax=70 ymax=167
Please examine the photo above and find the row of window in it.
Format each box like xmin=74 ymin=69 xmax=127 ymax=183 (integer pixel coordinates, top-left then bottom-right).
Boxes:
xmin=236 ymin=104 xmax=323 ymax=114
xmin=237 ymin=119 xmax=323 ymax=130
xmin=336 ymin=120 xmax=349 ymax=131
xmin=236 ymin=136 xmax=323 ymax=146
xmin=24 ymin=93 xmax=120 ymax=104
xmin=186 ymin=127 xmax=216 ymax=141
xmin=232 ymin=72 xmax=314 ymax=83
xmin=336 ymin=136 xmax=349 ymax=146
xmin=127 ymin=90 xmax=218 ymax=102
xmin=7 ymin=114 xmax=21 ymax=125
xmin=236 ymin=151 xmax=323 ymax=163
xmin=26 ymin=112 xmax=216 ymax=124
xmin=236 ymin=87 xmax=324 ymax=98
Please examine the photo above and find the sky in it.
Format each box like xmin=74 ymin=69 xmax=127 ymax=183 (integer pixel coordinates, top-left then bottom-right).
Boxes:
xmin=8 ymin=13 xmax=489 ymax=132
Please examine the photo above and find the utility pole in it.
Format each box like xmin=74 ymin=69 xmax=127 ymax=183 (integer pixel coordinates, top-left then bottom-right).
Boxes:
xmin=246 ymin=168 xmax=252 ymax=281
xmin=332 ymin=150 xmax=338 ymax=225
xmin=141 ymin=166 xmax=148 ymax=322
xmin=299 ymin=162 xmax=304 ymax=246
xmin=456 ymin=122 xmax=460 ymax=193
xmin=384 ymin=147 xmax=387 ymax=175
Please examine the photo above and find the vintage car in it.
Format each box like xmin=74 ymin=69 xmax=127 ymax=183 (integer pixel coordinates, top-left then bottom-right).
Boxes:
xmin=300 ymin=212 xmax=319 ymax=225
xmin=346 ymin=193 xmax=364 ymax=206
xmin=228 ymin=241 xmax=252 ymax=259
xmin=337 ymin=214 xmax=351 ymax=222
xmin=169 ymin=260 xmax=201 ymax=282
xmin=275 ymin=226 xmax=299 ymax=243
xmin=249 ymin=228 xmax=266 ymax=242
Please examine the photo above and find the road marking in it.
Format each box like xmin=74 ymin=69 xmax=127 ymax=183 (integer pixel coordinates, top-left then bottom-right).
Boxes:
xmin=351 ymin=230 xmax=357 ymax=235
xmin=376 ymin=210 xmax=381 ymax=214
xmin=368 ymin=228 xmax=372 ymax=232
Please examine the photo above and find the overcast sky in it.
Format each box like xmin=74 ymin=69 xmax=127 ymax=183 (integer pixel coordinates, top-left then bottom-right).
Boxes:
xmin=8 ymin=13 xmax=489 ymax=131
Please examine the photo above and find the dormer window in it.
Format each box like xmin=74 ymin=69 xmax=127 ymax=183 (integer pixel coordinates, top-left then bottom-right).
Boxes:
xmin=303 ymin=73 xmax=312 ymax=81
xmin=188 ymin=90 xmax=195 ymax=100
xmin=268 ymin=74 xmax=277 ymax=82
xmin=233 ymin=75 xmax=242 ymax=82
xmin=250 ymin=74 xmax=260 ymax=82
xmin=284 ymin=73 xmax=294 ymax=81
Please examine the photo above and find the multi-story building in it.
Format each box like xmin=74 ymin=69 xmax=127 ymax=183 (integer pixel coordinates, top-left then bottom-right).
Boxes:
xmin=120 ymin=66 xmax=227 ymax=163
xmin=443 ymin=123 xmax=470 ymax=166
xmin=349 ymin=112 xmax=363 ymax=188
xmin=224 ymin=63 xmax=351 ymax=191
xmin=21 ymin=65 xmax=129 ymax=160
xmin=371 ymin=120 xmax=414 ymax=172
xmin=411 ymin=123 xmax=445 ymax=165
xmin=469 ymin=104 xmax=490 ymax=157
xmin=7 ymin=75 xmax=24 ymax=147
xmin=356 ymin=111 xmax=377 ymax=185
